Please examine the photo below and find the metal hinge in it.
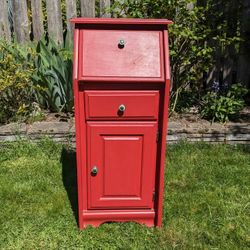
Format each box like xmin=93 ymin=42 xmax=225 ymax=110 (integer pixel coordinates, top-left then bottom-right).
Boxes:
xmin=156 ymin=130 xmax=160 ymax=143
xmin=152 ymin=191 xmax=156 ymax=201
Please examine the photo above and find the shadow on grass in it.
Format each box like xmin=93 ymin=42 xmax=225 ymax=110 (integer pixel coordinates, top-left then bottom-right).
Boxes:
xmin=60 ymin=147 xmax=78 ymax=226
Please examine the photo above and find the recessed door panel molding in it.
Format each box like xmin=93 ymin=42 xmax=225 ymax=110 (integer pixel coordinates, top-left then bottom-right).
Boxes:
xmin=103 ymin=135 xmax=143 ymax=197
xmin=87 ymin=122 xmax=157 ymax=209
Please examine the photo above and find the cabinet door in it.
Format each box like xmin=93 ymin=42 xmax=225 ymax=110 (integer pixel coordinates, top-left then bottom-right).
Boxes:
xmin=87 ymin=122 xmax=157 ymax=209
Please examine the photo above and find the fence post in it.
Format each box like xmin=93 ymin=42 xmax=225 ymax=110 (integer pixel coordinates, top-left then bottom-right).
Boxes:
xmin=0 ymin=0 xmax=11 ymax=42
xmin=46 ymin=0 xmax=63 ymax=44
xmin=238 ymin=0 xmax=250 ymax=88
xmin=100 ymin=0 xmax=111 ymax=17
xmin=13 ymin=0 xmax=30 ymax=43
xmin=66 ymin=0 xmax=77 ymax=40
xmin=80 ymin=0 xmax=95 ymax=17
xmin=31 ymin=0 xmax=44 ymax=41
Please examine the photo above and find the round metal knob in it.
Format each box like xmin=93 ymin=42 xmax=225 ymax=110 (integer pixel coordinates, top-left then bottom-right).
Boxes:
xmin=118 ymin=39 xmax=125 ymax=48
xmin=118 ymin=104 xmax=126 ymax=112
xmin=91 ymin=166 xmax=98 ymax=175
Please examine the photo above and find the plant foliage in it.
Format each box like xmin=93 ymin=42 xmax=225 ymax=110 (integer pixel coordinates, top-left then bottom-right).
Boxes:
xmin=200 ymin=84 xmax=248 ymax=123
xmin=32 ymin=38 xmax=73 ymax=112
xmin=0 ymin=40 xmax=38 ymax=123
xmin=111 ymin=0 xmax=243 ymax=114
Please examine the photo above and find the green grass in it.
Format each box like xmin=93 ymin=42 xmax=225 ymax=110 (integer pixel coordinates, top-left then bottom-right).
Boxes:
xmin=0 ymin=139 xmax=249 ymax=249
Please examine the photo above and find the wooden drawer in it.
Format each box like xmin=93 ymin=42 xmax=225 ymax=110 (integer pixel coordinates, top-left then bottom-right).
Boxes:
xmin=79 ymin=30 xmax=164 ymax=82
xmin=85 ymin=91 xmax=159 ymax=120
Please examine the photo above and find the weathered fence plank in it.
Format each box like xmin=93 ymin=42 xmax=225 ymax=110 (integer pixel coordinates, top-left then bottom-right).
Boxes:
xmin=31 ymin=0 xmax=44 ymax=41
xmin=80 ymin=0 xmax=95 ymax=17
xmin=0 ymin=0 xmax=11 ymax=42
xmin=66 ymin=0 xmax=77 ymax=39
xmin=13 ymin=0 xmax=30 ymax=43
xmin=100 ymin=0 xmax=110 ymax=17
xmin=238 ymin=0 xmax=250 ymax=88
xmin=46 ymin=0 xmax=63 ymax=44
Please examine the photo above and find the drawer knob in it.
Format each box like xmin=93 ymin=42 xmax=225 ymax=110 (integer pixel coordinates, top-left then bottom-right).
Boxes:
xmin=118 ymin=39 xmax=125 ymax=48
xmin=91 ymin=166 xmax=98 ymax=175
xmin=118 ymin=104 xmax=126 ymax=112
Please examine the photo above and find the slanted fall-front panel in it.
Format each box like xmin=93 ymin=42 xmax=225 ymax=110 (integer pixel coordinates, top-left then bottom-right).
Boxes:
xmin=79 ymin=30 xmax=164 ymax=81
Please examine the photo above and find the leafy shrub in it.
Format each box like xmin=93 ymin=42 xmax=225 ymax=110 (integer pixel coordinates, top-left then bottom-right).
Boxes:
xmin=0 ymin=41 xmax=42 ymax=123
xmin=0 ymin=37 xmax=73 ymax=123
xmin=111 ymin=0 xmax=242 ymax=114
xmin=170 ymin=89 xmax=200 ymax=115
xmin=32 ymin=38 xmax=73 ymax=113
xmin=200 ymin=84 xmax=248 ymax=123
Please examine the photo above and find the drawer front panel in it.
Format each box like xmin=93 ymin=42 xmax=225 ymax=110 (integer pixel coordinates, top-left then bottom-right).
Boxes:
xmin=79 ymin=30 xmax=164 ymax=81
xmin=85 ymin=91 xmax=159 ymax=120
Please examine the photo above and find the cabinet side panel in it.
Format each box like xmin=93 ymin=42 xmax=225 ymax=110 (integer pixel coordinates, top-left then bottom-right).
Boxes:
xmin=73 ymin=28 xmax=85 ymax=229
xmin=155 ymin=30 xmax=171 ymax=227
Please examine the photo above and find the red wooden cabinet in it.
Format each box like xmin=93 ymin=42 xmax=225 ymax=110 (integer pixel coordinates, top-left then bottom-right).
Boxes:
xmin=71 ymin=18 xmax=172 ymax=229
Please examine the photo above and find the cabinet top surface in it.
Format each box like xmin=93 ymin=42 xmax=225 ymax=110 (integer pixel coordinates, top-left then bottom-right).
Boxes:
xmin=70 ymin=18 xmax=173 ymax=26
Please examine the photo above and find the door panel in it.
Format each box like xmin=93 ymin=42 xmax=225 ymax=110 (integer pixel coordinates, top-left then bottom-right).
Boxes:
xmin=103 ymin=135 xmax=143 ymax=196
xmin=87 ymin=122 xmax=157 ymax=209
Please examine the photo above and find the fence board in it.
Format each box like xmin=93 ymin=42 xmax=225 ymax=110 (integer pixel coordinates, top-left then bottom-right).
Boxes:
xmin=0 ymin=0 xmax=11 ymax=42
xmin=31 ymin=0 xmax=44 ymax=41
xmin=100 ymin=0 xmax=110 ymax=17
xmin=46 ymin=0 xmax=63 ymax=44
xmin=238 ymin=0 xmax=250 ymax=88
xmin=13 ymin=0 xmax=30 ymax=43
xmin=80 ymin=0 xmax=95 ymax=17
xmin=66 ymin=0 xmax=77 ymax=40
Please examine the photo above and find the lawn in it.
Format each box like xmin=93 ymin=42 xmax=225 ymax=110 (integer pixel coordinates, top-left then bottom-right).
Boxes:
xmin=0 ymin=139 xmax=249 ymax=249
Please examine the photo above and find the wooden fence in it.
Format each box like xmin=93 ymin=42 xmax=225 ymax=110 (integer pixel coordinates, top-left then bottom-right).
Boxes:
xmin=0 ymin=0 xmax=113 ymax=44
xmin=207 ymin=0 xmax=250 ymax=91
xmin=0 ymin=0 xmax=250 ymax=89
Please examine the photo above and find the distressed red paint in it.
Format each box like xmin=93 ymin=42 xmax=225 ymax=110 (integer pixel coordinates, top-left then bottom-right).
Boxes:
xmin=70 ymin=18 xmax=172 ymax=229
